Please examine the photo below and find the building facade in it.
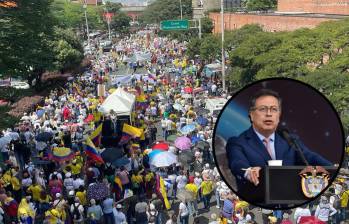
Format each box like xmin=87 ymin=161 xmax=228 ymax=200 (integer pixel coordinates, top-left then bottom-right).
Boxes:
xmin=209 ymin=0 xmax=349 ymax=33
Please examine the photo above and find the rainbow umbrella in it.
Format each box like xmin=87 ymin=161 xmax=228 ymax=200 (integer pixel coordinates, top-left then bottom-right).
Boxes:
xmin=48 ymin=147 xmax=75 ymax=163
xmin=152 ymin=141 xmax=169 ymax=151
xmin=148 ymin=150 xmax=165 ymax=159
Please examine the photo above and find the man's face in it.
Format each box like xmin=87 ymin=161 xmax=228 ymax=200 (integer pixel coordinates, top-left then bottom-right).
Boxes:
xmin=249 ymin=95 xmax=281 ymax=137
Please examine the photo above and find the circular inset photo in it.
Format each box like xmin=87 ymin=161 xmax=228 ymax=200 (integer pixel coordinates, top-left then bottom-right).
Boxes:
xmin=213 ymin=78 xmax=345 ymax=209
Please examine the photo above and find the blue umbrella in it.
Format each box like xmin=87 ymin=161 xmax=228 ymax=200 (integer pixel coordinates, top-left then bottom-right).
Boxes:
xmin=148 ymin=150 xmax=164 ymax=159
xmin=112 ymin=157 xmax=130 ymax=167
xmin=196 ymin=117 xmax=208 ymax=126
xmin=36 ymin=109 xmax=45 ymax=118
xmin=180 ymin=124 xmax=196 ymax=134
xmin=35 ymin=132 xmax=53 ymax=142
xmin=191 ymin=135 xmax=201 ymax=144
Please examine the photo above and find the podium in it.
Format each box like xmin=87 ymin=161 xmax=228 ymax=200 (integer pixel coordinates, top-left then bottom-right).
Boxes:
xmin=237 ymin=166 xmax=337 ymax=207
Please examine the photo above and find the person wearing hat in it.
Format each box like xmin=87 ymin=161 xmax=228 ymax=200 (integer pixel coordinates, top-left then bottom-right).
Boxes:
xmin=112 ymin=203 xmax=126 ymax=224
xmin=70 ymin=197 xmax=84 ymax=224
xmin=87 ymin=199 xmax=103 ymax=224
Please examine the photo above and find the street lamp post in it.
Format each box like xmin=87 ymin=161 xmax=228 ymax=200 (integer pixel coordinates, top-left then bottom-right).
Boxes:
xmin=103 ymin=2 xmax=111 ymax=40
xmin=180 ymin=0 xmax=183 ymax=20
xmin=221 ymin=0 xmax=226 ymax=92
xmin=83 ymin=1 xmax=90 ymax=47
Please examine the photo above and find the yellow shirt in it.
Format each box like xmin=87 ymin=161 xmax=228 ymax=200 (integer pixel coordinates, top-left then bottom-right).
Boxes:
xmin=39 ymin=195 xmax=52 ymax=203
xmin=11 ymin=176 xmax=21 ymax=191
xmin=27 ymin=184 xmax=42 ymax=201
xmin=340 ymin=190 xmax=349 ymax=208
xmin=69 ymin=164 xmax=82 ymax=175
xmin=201 ymin=180 xmax=214 ymax=195
xmin=1 ymin=172 xmax=11 ymax=186
xmin=185 ymin=183 xmax=198 ymax=198
xmin=76 ymin=191 xmax=87 ymax=206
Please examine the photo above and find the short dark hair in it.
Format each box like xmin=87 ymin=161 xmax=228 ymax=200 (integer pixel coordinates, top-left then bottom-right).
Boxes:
xmin=249 ymin=89 xmax=282 ymax=111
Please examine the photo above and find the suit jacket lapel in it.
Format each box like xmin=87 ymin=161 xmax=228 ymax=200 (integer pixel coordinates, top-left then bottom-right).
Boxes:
xmin=245 ymin=127 xmax=271 ymax=162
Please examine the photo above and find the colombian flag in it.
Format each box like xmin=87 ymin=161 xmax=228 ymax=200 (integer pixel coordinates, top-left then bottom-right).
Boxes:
xmin=113 ymin=176 xmax=123 ymax=201
xmin=84 ymin=137 xmax=104 ymax=164
xmin=122 ymin=124 xmax=143 ymax=138
xmin=89 ymin=123 xmax=102 ymax=147
xmin=156 ymin=174 xmax=171 ymax=210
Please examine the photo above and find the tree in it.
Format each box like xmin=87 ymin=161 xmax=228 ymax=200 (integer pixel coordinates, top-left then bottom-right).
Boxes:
xmin=199 ymin=35 xmax=220 ymax=62
xmin=201 ymin=17 xmax=214 ymax=35
xmin=0 ymin=0 xmax=56 ymax=89
xmin=110 ymin=12 xmax=131 ymax=35
xmin=140 ymin=0 xmax=192 ymax=24
xmin=51 ymin=0 xmax=104 ymax=30
xmin=52 ymin=27 xmax=84 ymax=73
xmin=186 ymin=37 xmax=202 ymax=59
xmin=244 ymin=0 xmax=277 ymax=11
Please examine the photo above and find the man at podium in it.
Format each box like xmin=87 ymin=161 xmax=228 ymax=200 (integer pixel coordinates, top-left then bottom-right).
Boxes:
xmin=227 ymin=89 xmax=332 ymax=189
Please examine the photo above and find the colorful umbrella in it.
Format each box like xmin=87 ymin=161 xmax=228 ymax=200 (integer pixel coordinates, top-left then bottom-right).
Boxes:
xmin=178 ymin=150 xmax=195 ymax=166
xmin=36 ymin=109 xmax=45 ymax=118
xmin=101 ymin=147 xmax=124 ymax=163
xmin=195 ymin=140 xmax=210 ymax=150
xmin=35 ymin=132 xmax=53 ymax=142
xmin=299 ymin=216 xmax=326 ymax=224
xmin=167 ymin=135 xmax=177 ymax=143
xmin=196 ymin=116 xmax=208 ymax=126
xmin=191 ymin=135 xmax=201 ymax=144
xmin=112 ymin=157 xmax=130 ymax=167
xmin=87 ymin=182 xmax=109 ymax=201
xmin=180 ymin=124 xmax=196 ymax=134
xmin=148 ymin=150 xmax=164 ymax=159
xmin=49 ymin=147 xmax=75 ymax=163
xmin=149 ymin=151 xmax=177 ymax=167
xmin=152 ymin=141 xmax=169 ymax=151
xmin=174 ymin=136 xmax=192 ymax=150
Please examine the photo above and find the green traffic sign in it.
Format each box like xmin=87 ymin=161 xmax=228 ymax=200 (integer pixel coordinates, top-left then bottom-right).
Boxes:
xmin=160 ymin=20 xmax=189 ymax=31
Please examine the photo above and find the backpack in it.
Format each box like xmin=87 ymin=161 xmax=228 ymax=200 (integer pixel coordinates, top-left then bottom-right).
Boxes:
xmin=72 ymin=203 xmax=82 ymax=220
xmin=148 ymin=211 xmax=158 ymax=223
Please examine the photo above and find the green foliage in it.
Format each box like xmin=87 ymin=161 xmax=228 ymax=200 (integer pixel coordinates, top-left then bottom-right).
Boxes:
xmin=51 ymin=0 xmax=104 ymax=30
xmin=186 ymin=37 xmax=202 ymax=59
xmin=199 ymin=35 xmax=220 ymax=62
xmin=201 ymin=17 xmax=214 ymax=35
xmin=140 ymin=0 xmax=192 ymax=24
xmin=52 ymin=27 xmax=84 ymax=72
xmin=110 ymin=12 xmax=131 ymax=34
xmin=245 ymin=0 xmax=277 ymax=11
xmin=0 ymin=0 xmax=56 ymax=83
xmin=104 ymin=2 xmax=122 ymax=14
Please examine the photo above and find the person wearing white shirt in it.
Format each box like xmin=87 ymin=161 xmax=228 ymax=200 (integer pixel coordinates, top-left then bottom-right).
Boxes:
xmin=176 ymin=171 xmax=187 ymax=191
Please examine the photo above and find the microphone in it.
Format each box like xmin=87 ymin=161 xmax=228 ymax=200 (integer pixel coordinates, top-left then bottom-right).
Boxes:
xmin=278 ymin=128 xmax=310 ymax=166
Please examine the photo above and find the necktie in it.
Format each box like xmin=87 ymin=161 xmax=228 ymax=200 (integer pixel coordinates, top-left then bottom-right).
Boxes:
xmin=263 ymin=138 xmax=274 ymax=159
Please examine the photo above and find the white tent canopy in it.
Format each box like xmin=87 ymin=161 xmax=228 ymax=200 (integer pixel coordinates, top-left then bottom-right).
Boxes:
xmin=99 ymin=88 xmax=136 ymax=116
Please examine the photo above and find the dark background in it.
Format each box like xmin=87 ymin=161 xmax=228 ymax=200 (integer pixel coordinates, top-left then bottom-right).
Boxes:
xmin=216 ymin=79 xmax=344 ymax=164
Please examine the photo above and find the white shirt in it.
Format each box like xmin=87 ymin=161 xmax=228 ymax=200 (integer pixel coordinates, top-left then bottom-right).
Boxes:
xmin=176 ymin=175 xmax=187 ymax=190
xmin=179 ymin=202 xmax=189 ymax=217
xmin=294 ymin=208 xmax=311 ymax=223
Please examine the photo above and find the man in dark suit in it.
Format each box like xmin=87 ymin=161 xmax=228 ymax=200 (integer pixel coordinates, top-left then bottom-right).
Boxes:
xmin=227 ymin=89 xmax=332 ymax=189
